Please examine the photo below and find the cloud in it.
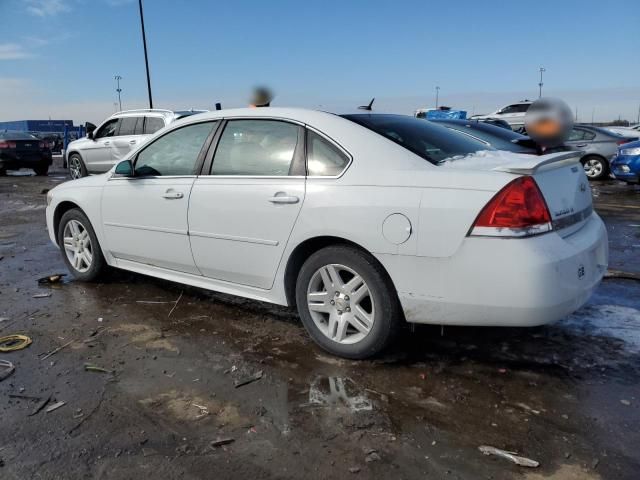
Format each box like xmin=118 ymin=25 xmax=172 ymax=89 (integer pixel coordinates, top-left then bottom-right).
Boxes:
xmin=0 ymin=44 xmax=31 ymax=60
xmin=25 ymin=0 xmax=70 ymax=17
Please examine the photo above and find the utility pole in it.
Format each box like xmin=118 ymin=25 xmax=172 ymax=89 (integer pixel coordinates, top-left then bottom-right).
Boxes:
xmin=114 ymin=75 xmax=123 ymax=111
xmin=637 ymin=103 xmax=640 ymax=124
xmin=138 ymin=0 xmax=153 ymax=108
xmin=538 ymin=67 xmax=546 ymax=98
xmin=435 ymin=86 xmax=440 ymax=109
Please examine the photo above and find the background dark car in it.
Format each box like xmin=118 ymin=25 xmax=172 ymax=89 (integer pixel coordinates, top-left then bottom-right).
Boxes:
xmin=0 ymin=131 xmax=52 ymax=176
xmin=565 ymin=125 xmax=638 ymax=180
xmin=430 ymin=119 xmax=538 ymax=154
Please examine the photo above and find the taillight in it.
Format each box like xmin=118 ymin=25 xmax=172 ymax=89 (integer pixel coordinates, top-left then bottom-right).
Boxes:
xmin=469 ymin=176 xmax=552 ymax=237
xmin=617 ymin=139 xmax=635 ymax=145
xmin=39 ymin=141 xmax=46 ymax=149
xmin=0 ymin=141 xmax=16 ymax=149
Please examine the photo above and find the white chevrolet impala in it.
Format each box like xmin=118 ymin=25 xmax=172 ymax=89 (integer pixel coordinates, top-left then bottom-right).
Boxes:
xmin=45 ymin=108 xmax=608 ymax=358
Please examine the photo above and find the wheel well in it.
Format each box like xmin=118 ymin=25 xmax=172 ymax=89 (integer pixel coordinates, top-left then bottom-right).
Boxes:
xmin=283 ymin=236 xmax=396 ymax=308
xmin=53 ymin=201 xmax=82 ymax=242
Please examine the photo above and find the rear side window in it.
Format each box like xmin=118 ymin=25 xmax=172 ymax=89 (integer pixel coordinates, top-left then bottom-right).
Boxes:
xmin=306 ymin=130 xmax=349 ymax=176
xmin=144 ymin=117 xmax=165 ymax=134
xmin=583 ymin=131 xmax=596 ymax=141
xmin=118 ymin=117 xmax=144 ymax=136
xmin=568 ymin=129 xmax=585 ymax=141
xmin=211 ymin=120 xmax=300 ymax=176
xmin=134 ymin=122 xmax=217 ymax=176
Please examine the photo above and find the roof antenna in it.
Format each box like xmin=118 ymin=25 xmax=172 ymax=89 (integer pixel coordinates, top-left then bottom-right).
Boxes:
xmin=358 ymin=98 xmax=375 ymax=111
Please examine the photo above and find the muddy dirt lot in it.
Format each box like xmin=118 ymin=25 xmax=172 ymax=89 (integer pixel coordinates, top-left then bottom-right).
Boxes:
xmin=1 ymin=159 xmax=639 ymax=479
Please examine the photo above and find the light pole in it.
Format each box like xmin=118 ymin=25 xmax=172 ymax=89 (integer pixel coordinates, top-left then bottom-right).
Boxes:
xmin=138 ymin=0 xmax=153 ymax=108
xmin=538 ymin=67 xmax=546 ymax=98
xmin=435 ymin=86 xmax=440 ymax=109
xmin=114 ymin=75 xmax=122 ymax=111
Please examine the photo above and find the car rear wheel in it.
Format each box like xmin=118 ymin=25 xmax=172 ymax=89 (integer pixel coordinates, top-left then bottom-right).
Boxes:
xmin=0 ymin=168 xmax=6 ymax=176
xmin=295 ymin=245 xmax=401 ymax=359
xmin=582 ymin=155 xmax=609 ymax=180
xmin=33 ymin=163 xmax=49 ymax=176
xmin=57 ymin=209 xmax=106 ymax=281
xmin=68 ymin=154 xmax=87 ymax=179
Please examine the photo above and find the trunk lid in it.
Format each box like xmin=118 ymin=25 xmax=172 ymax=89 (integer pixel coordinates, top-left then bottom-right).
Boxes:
xmin=13 ymin=139 xmax=41 ymax=153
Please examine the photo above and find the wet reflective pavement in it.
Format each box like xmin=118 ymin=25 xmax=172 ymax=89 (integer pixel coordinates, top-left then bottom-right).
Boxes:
xmin=1 ymin=161 xmax=639 ymax=479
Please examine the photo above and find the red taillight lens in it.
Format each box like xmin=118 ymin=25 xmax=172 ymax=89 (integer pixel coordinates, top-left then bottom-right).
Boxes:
xmin=0 ymin=141 xmax=15 ymax=149
xmin=470 ymin=176 xmax=552 ymax=237
xmin=617 ymin=139 xmax=631 ymax=146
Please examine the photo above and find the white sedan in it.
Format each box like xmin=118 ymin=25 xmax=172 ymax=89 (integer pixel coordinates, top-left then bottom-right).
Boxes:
xmin=45 ymin=108 xmax=608 ymax=359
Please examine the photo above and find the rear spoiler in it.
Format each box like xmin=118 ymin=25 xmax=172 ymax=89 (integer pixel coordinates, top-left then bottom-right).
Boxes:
xmin=492 ymin=151 xmax=582 ymax=175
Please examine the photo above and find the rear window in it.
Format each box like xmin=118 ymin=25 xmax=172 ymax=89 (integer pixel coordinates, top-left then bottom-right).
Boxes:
xmin=341 ymin=114 xmax=490 ymax=164
xmin=0 ymin=131 xmax=38 ymax=140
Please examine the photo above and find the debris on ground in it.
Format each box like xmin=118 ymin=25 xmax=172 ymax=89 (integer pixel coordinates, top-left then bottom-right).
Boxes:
xmin=349 ymin=467 xmax=361 ymax=474
xmin=365 ymin=450 xmax=381 ymax=462
xmin=478 ymin=445 xmax=539 ymax=468
xmin=605 ymin=269 xmax=640 ymax=281
xmin=620 ymin=399 xmax=631 ymax=406
xmin=210 ymin=438 xmax=235 ymax=448
xmin=40 ymin=339 xmax=75 ymax=360
xmin=45 ymin=401 xmax=66 ymax=413
xmin=84 ymin=363 xmax=111 ymax=374
xmin=32 ymin=293 xmax=52 ymax=298
xmin=29 ymin=395 xmax=51 ymax=416
xmin=0 ymin=334 xmax=32 ymax=352
xmin=37 ymin=273 xmax=66 ymax=285
xmin=234 ymin=370 xmax=263 ymax=388
xmin=0 ymin=360 xmax=15 ymax=381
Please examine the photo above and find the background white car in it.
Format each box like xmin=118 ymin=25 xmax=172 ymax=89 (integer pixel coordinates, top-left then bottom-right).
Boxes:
xmin=470 ymin=100 xmax=533 ymax=130
xmin=46 ymin=108 xmax=608 ymax=358
xmin=65 ymin=108 xmax=206 ymax=179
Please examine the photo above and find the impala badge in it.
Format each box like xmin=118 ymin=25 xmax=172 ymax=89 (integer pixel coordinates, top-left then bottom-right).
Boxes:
xmin=577 ymin=265 xmax=585 ymax=279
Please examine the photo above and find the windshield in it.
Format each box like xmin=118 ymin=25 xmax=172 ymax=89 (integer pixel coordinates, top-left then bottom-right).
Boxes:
xmin=341 ymin=114 xmax=490 ymax=164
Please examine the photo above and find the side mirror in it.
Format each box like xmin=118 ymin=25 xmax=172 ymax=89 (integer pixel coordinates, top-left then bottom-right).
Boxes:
xmin=85 ymin=122 xmax=97 ymax=133
xmin=87 ymin=131 xmax=94 ymax=140
xmin=114 ymin=160 xmax=134 ymax=177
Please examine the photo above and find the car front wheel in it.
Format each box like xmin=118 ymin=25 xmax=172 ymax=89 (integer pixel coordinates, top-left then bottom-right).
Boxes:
xmin=57 ymin=209 xmax=106 ymax=281
xmin=582 ymin=155 xmax=609 ymax=180
xmin=68 ymin=154 xmax=87 ymax=179
xmin=295 ymin=245 xmax=401 ymax=359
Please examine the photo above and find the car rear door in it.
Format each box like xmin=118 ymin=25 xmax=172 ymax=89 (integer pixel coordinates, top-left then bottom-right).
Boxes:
xmin=188 ymin=119 xmax=306 ymax=289
xmin=101 ymin=120 xmax=219 ymax=274
xmin=111 ymin=116 xmax=145 ymax=161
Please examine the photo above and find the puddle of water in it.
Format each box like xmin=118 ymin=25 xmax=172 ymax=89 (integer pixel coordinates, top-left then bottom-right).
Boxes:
xmin=307 ymin=376 xmax=373 ymax=412
xmin=561 ymin=304 xmax=640 ymax=353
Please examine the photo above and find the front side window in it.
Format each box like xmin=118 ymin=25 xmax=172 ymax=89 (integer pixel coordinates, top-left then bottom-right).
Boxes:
xmin=211 ymin=120 xmax=299 ymax=176
xmin=307 ymin=130 xmax=349 ymax=176
xmin=144 ymin=117 xmax=165 ymax=134
xmin=134 ymin=122 xmax=217 ymax=176
xmin=95 ymin=119 xmax=120 ymax=139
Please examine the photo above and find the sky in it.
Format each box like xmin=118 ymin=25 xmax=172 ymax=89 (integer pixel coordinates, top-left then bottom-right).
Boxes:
xmin=1 ymin=0 xmax=639 ymax=125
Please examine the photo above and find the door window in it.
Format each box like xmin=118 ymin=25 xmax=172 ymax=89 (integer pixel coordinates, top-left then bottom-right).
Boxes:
xmin=134 ymin=122 xmax=217 ymax=177
xmin=118 ymin=117 xmax=144 ymax=136
xmin=95 ymin=119 xmax=120 ymax=139
xmin=568 ymin=129 xmax=585 ymax=141
xmin=144 ymin=117 xmax=165 ymax=134
xmin=211 ymin=120 xmax=300 ymax=176
xmin=306 ymin=130 xmax=349 ymax=176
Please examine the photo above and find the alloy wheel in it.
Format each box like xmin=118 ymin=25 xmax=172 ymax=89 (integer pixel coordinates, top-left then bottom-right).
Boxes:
xmin=69 ymin=156 xmax=83 ymax=179
xmin=583 ymin=158 xmax=603 ymax=178
xmin=62 ymin=219 xmax=93 ymax=273
xmin=306 ymin=264 xmax=375 ymax=345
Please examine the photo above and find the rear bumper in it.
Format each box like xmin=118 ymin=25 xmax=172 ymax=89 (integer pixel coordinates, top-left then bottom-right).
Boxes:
xmin=378 ymin=213 xmax=608 ymax=326
xmin=0 ymin=151 xmax=51 ymax=169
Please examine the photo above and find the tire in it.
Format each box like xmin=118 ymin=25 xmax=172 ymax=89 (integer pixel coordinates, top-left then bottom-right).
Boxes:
xmin=33 ymin=163 xmax=49 ymax=176
xmin=57 ymin=208 xmax=106 ymax=281
xmin=0 ymin=168 xmax=6 ymax=176
xmin=68 ymin=153 xmax=87 ymax=179
xmin=581 ymin=155 xmax=609 ymax=180
xmin=295 ymin=245 xmax=401 ymax=359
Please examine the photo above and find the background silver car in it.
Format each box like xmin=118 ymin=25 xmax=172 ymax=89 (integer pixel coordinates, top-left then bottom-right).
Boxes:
xmin=565 ymin=124 xmax=638 ymax=180
xmin=65 ymin=109 xmax=205 ymax=179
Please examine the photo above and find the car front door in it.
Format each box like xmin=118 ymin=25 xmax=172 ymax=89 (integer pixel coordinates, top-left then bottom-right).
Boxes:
xmin=83 ymin=118 xmax=120 ymax=173
xmin=101 ymin=120 xmax=219 ymax=274
xmin=188 ymin=119 xmax=306 ymax=289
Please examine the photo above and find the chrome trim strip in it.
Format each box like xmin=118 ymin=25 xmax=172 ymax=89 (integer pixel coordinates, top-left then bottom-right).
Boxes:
xmin=103 ymin=222 xmax=186 ymax=235
xmin=189 ymin=230 xmax=279 ymax=246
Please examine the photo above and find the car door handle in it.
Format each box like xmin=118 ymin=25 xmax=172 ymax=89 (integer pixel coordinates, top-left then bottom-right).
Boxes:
xmin=575 ymin=143 xmax=588 ymax=148
xmin=269 ymin=193 xmax=299 ymax=204
xmin=129 ymin=140 xmax=137 ymax=145
xmin=162 ymin=191 xmax=184 ymax=200
xmin=103 ymin=141 xmax=110 ymax=146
